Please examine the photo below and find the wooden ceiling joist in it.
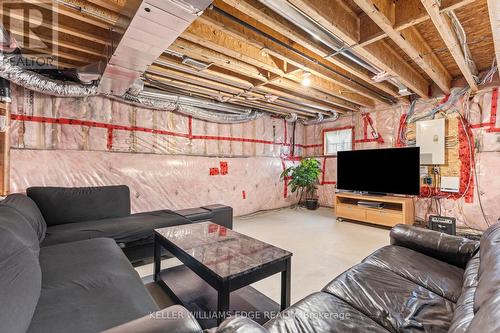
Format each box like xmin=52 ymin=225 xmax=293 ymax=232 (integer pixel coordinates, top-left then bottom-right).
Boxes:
xmin=216 ymin=0 xmax=398 ymax=98
xmin=420 ymin=0 xmax=479 ymax=91
xmin=166 ymin=42 xmax=360 ymax=112
xmin=353 ymin=0 xmax=452 ymax=94
xmin=145 ymin=73 xmax=325 ymax=117
xmin=288 ymin=0 xmax=431 ymax=98
xmin=487 ymin=0 xmax=500 ymax=71
xmin=183 ymin=14 xmax=377 ymax=107
xmin=2 ymin=5 xmax=109 ymax=45
xmin=148 ymin=64 xmax=338 ymax=115
xmin=359 ymin=0 xmax=478 ymax=46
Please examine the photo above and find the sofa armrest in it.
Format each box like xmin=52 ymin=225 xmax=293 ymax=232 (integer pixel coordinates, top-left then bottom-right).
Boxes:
xmin=101 ymin=306 xmax=202 ymax=333
xmin=390 ymin=224 xmax=479 ymax=268
xmin=206 ymin=317 xmax=269 ymax=333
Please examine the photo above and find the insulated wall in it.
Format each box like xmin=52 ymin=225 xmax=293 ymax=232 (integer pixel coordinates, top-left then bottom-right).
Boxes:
xmin=9 ymin=85 xmax=302 ymax=215
xmin=304 ymin=88 xmax=500 ymax=231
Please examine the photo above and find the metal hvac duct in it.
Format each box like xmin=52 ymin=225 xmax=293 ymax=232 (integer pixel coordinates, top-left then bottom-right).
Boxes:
xmin=98 ymin=0 xmax=213 ymax=96
xmin=140 ymin=87 xmax=254 ymax=114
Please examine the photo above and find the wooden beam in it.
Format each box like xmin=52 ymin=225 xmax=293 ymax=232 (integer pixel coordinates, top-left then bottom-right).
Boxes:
xmin=420 ymin=0 xmax=479 ymax=91
xmin=359 ymin=0 xmax=478 ymax=46
xmin=168 ymin=41 xmax=361 ymax=112
xmin=2 ymin=9 xmax=108 ymax=45
xmin=288 ymin=0 xmax=430 ymax=98
xmin=288 ymin=0 xmax=360 ymax=45
xmin=0 ymin=101 xmax=10 ymax=196
xmin=28 ymin=0 xmax=120 ymax=30
xmin=353 ymin=0 xmax=451 ymax=94
xmin=152 ymin=57 xmax=350 ymax=114
xmin=215 ymin=0 xmax=398 ymax=98
xmin=186 ymin=14 xmax=375 ymax=107
xmin=152 ymin=61 xmax=339 ymax=113
xmin=9 ymin=28 xmax=105 ymax=58
xmin=487 ymin=0 xmax=500 ymax=73
xmin=148 ymin=62 xmax=336 ymax=115
xmin=146 ymin=73 xmax=324 ymax=116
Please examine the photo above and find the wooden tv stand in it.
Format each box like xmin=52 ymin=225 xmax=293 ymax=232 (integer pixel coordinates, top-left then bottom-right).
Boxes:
xmin=334 ymin=192 xmax=414 ymax=227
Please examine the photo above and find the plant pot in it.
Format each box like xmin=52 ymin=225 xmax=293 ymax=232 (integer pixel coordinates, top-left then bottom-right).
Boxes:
xmin=305 ymin=198 xmax=319 ymax=210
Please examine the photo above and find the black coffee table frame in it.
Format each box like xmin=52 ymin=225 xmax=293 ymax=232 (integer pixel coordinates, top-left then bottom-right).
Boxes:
xmin=153 ymin=232 xmax=291 ymax=324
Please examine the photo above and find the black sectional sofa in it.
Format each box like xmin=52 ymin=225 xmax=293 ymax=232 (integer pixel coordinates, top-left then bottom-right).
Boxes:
xmin=26 ymin=185 xmax=232 ymax=263
xmin=0 ymin=186 xmax=232 ymax=333
xmin=2 ymin=185 xmax=499 ymax=333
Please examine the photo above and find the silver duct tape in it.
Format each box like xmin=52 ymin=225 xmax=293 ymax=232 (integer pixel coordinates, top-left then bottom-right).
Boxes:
xmin=0 ymin=53 xmax=99 ymax=97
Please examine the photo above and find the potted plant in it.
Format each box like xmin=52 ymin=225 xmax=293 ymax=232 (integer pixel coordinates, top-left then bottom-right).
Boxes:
xmin=280 ymin=158 xmax=321 ymax=210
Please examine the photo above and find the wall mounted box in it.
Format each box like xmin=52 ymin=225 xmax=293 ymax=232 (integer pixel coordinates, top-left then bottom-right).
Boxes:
xmin=440 ymin=176 xmax=460 ymax=193
xmin=416 ymin=118 xmax=445 ymax=165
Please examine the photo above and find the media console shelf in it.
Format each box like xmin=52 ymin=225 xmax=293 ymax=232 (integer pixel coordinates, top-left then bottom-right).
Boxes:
xmin=334 ymin=192 xmax=414 ymax=227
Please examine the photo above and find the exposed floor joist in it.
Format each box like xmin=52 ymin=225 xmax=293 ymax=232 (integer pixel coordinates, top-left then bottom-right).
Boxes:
xmin=186 ymin=13 xmax=378 ymax=107
xmin=353 ymin=0 xmax=452 ymax=94
xmin=359 ymin=0 xmax=478 ymax=46
xmin=147 ymin=63 xmax=341 ymax=115
xmin=487 ymin=0 xmax=500 ymax=71
xmin=288 ymin=0 xmax=431 ymax=98
xmin=216 ymin=0 xmax=398 ymax=98
xmin=178 ymin=20 xmax=370 ymax=109
xmin=168 ymin=40 xmax=360 ymax=111
xmin=420 ymin=0 xmax=479 ymax=91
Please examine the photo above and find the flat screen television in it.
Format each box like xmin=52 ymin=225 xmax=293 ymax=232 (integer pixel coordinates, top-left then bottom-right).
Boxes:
xmin=337 ymin=147 xmax=420 ymax=195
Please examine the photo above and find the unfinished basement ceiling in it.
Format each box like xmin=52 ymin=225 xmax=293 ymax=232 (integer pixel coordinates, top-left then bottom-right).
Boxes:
xmin=1 ymin=0 xmax=499 ymax=118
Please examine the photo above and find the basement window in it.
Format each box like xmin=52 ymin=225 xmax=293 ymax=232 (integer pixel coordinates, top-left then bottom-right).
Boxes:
xmin=323 ymin=128 xmax=353 ymax=156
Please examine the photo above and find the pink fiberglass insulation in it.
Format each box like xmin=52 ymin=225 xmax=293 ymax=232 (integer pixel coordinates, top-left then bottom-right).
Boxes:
xmin=10 ymin=150 xmax=298 ymax=216
xmin=8 ymin=84 xmax=303 ymax=216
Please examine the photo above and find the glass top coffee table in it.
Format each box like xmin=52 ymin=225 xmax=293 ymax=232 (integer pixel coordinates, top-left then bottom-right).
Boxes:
xmin=153 ymin=222 xmax=292 ymax=325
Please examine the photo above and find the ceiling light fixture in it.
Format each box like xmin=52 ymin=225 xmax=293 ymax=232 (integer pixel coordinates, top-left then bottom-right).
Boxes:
xmin=302 ymin=71 xmax=312 ymax=86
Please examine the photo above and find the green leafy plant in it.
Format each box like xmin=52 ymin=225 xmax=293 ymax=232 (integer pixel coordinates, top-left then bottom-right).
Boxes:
xmin=280 ymin=158 xmax=321 ymax=203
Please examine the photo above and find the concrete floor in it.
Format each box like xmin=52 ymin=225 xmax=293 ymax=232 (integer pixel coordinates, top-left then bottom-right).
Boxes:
xmin=135 ymin=207 xmax=390 ymax=304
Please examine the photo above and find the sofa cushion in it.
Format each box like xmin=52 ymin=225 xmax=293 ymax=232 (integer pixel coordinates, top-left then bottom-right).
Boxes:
xmin=448 ymin=253 xmax=480 ymax=333
xmin=27 ymin=185 xmax=131 ymax=226
xmin=0 ymin=206 xmax=42 ymax=333
xmin=41 ymin=210 xmax=191 ymax=247
xmin=28 ymin=238 xmax=158 ymax=333
xmin=322 ymin=263 xmax=454 ymax=333
xmin=1 ymin=194 xmax=47 ymax=242
xmin=390 ymin=224 xmax=479 ymax=268
xmin=264 ymin=292 xmax=388 ymax=333
xmin=466 ymin=222 xmax=500 ymax=333
xmin=362 ymin=245 xmax=464 ymax=302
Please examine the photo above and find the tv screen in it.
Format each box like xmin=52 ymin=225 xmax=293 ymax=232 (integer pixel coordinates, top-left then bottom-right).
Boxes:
xmin=337 ymin=147 xmax=420 ymax=195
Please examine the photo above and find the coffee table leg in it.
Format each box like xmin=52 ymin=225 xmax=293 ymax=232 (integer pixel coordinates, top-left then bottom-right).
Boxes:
xmin=281 ymin=258 xmax=291 ymax=311
xmin=153 ymin=234 xmax=161 ymax=282
xmin=217 ymin=284 xmax=230 ymax=325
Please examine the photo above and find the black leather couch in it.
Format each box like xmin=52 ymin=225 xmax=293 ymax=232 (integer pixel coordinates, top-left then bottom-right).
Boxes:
xmin=26 ymin=185 xmax=232 ymax=263
xmin=0 ymin=189 xmax=232 ymax=333
xmin=110 ymin=223 xmax=499 ymax=333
